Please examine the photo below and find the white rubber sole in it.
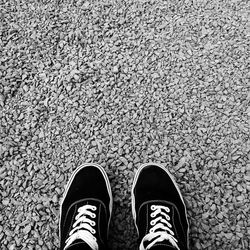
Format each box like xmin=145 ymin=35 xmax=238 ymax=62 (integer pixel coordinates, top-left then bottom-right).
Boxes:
xmin=59 ymin=163 xmax=113 ymax=244
xmin=131 ymin=162 xmax=190 ymax=246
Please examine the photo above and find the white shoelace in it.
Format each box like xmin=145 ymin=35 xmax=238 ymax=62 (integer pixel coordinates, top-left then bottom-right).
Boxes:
xmin=64 ymin=204 xmax=98 ymax=250
xmin=139 ymin=205 xmax=180 ymax=250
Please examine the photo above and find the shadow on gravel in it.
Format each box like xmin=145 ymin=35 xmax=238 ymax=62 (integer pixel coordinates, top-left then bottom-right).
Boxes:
xmin=109 ymin=201 xmax=138 ymax=250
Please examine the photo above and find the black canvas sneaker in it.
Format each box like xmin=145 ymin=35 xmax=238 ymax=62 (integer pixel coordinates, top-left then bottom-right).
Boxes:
xmin=59 ymin=163 xmax=113 ymax=250
xmin=131 ymin=163 xmax=189 ymax=250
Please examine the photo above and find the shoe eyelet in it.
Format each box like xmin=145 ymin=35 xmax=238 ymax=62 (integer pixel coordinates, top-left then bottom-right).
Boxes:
xmin=91 ymin=221 xmax=96 ymax=226
xmin=91 ymin=229 xmax=96 ymax=234
xmin=91 ymin=213 xmax=96 ymax=218
xmin=92 ymin=206 xmax=97 ymax=211
xmin=150 ymin=213 xmax=155 ymax=218
xmin=151 ymin=205 xmax=155 ymax=210
xmin=150 ymin=221 xmax=155 ymax=226
xmin=149 ymin=229 xmax=154 ymax=233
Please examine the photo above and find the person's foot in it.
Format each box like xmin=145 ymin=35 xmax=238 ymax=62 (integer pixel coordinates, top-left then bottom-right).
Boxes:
xmin=131 ymin=163 xmax=189 ymax=250
xmin=59 ymin=163 xmax=113 ymax=250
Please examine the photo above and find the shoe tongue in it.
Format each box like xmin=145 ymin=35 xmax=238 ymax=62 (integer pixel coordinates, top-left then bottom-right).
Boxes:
xmin=64 ymin=199 xmax=103 ymax=250
xmin=77 ymin=198 xmax=102 ymax=208
xmin=65 ymin=240 xmax=92 ymax=250
xmin=139 ymin=200 xmax=178 ymax=250
xmin=139 ymin=200 xmax=174 ymax=222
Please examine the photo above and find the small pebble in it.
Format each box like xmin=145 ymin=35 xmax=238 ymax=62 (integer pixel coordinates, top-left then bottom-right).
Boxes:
xmin=2 ymin=199 xmax=9 ymax=206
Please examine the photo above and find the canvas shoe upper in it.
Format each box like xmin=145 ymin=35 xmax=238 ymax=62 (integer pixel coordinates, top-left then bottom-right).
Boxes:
xmin=132 ymin=163 xmax=189 ymax=250
xmin=59 ymin=163 xmax=113 ymax=250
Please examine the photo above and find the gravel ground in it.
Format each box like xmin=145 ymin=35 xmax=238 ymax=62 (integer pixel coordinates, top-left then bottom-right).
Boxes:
xmin=1 ymin=0 xmax=250 ymax=249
